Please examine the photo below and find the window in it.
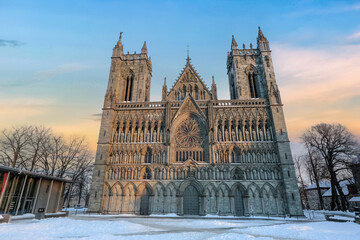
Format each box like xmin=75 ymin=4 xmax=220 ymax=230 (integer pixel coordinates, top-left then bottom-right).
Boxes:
xmin=124 ymin=75 xmax=134 ymax=101
xmin=143 ymin=167 xmax=152 ymax=179
xmin=233 ymin=169 xmax=243 ymax=180
xmin=195 ymin=85 xmax=199 ymax=100
xmin=145 ymin=148 xmax=152 ymax=163
xmin=248 ymin=71 xmax=258 ymax=98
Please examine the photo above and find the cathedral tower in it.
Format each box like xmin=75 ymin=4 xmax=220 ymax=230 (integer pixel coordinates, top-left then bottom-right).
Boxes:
xmin=227 ymin=27 xmax=303 ymax=216
xmin=105 ymin=33 xmax=152 ymax=107
xmin=88 ymin=34 xmax=152 ymax=212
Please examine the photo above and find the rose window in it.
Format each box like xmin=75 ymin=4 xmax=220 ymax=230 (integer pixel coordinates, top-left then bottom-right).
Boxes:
xmin=175 ymin=118 xmax=202 ymax=148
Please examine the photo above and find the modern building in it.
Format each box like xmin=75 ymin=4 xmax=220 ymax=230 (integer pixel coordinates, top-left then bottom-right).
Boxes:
xmin=88 ymin=28 xmax=303 ymax=216
xmin=0 ymin=165 xmax=72 ymax=216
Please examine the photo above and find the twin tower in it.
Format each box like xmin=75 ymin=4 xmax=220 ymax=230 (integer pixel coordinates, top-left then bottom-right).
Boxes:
xmin=88 ymin=28 xmax=303 ymax=217
xmin=103 ymin=28 xmax=280 ymax=105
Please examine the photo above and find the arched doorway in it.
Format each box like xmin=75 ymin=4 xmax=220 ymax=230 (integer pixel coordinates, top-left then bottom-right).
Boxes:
xmin=183 ymin=185 xmax=199 ymax=215
xmin=139 ymin=188 xmax=151 ymax=215
xmin=234 ymin=187 xmax=244 ymax=216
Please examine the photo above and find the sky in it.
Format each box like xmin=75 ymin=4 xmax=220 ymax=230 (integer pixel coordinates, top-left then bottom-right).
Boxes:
xmin=1 ymin=0 xmax=360 ymax=155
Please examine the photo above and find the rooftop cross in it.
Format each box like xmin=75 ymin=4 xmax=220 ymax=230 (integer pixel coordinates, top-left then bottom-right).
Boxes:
xmin=186 ymin=44 xmax=191 ymax=63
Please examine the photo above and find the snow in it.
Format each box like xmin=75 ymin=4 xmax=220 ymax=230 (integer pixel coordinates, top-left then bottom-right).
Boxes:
xmin=322 ymin=180 xmax=352 ymax=197
xmin=11 ymin=214 xmax=35 ymax=220
xmin=328 ymin=215 xmax=354 ymax=221
xmin=305 ymin=180 xmax=331 ymax=190
xmin=349 ymin=196 xmax=360 ymax=202
xmin=1 ymin=216 xmax=360 ymax=240
xmin=62 ymin=208 xmax=88 ymax=212
xmin=237 ymin=221 xmax=360 ymax=240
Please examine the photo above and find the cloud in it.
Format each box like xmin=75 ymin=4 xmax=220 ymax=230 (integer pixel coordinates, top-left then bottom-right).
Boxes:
xmin=0 ymin=63 xmax=90 ymax=88
xmin=35 ymin=63 xmax=89 ymax=80
xmin=81 ymin=113 xmax=102 ymax=122
xmin=345 ymin=31 xmax=360 ymax=45
xmin=348 ymin=32 xmax=360 ymax=40
xmin=271 ymin=43 xmax=360 ymax=144
xmin=0 ymin=39 xmax=24 ymax=47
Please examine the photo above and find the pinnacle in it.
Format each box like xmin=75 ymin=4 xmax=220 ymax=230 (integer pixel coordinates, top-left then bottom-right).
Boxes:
xmin=231 ymin=35 xmax=238 ymax=49
xmin=257 ymin=26 xmax=267 ymax=41
xmin=141 ymin=41 xmax=147 ymax=53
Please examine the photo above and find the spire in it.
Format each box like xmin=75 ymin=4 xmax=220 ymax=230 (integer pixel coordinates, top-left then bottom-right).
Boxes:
xmin=257 ymin=27 xmax=270 ymax=51
xmin=211 ymin=75 xmax=217 ymax=100
xmin=141 ymin=41 xmax=147 ymax=54
xmin=113 ymin=32 xmax=124 ymax=57
xmin=162 ymin=77 xmax=167 ymax=101
xmin=231 ymin=35 xmax=238 ymax=50
xmin=186 ymin=45 xmax=191 ymax=64
xmin=257 ymin=26 xmax=267 ymax=41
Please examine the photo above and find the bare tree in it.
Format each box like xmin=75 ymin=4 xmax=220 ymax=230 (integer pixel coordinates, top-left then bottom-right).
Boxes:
xmin=39 ymin=135 xmax=65 ymax=176
xmin=0 ymin=125 xmax=95 ymax=207
xmin=293 ymin=155 xmax=310 ymax=209
xmin=24 ymin=126 xmax=52 ymax=171
xmin=0 ymin=126 xmax=32 ymax=168
xmin=302 ymin=123 xmax=359 ymax=211
xmin=302 ymin=146 xmax=328 ymax=210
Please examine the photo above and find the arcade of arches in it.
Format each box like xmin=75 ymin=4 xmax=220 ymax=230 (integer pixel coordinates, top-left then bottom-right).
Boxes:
xmin=102 ymin=179 xmax=287 ymax=216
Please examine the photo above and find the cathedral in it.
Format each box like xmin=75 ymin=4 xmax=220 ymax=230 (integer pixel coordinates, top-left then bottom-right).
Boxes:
xmin=88 ymin=28 xmax=303 ymax=216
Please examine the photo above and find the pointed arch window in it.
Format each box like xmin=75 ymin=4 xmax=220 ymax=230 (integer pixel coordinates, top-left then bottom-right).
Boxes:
xmin=248 ymin=70 xmax=258 ymax=98
xmin=124 ymin=75 xmax=134 ymax=101
xmin=182 ymin=85 xmax=186 ymax=99
xmin=233 ymin=168 xmax=243 ymax=180
xmin=144 ymin=147 xmax=152 ymax=163
xmin=195 ymin=85 xmax=199 ymax=100
xmin=143 ymin=167 xmax=152 ymax=179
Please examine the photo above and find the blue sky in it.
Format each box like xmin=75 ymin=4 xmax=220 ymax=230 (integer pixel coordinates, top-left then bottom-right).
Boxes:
xmin=1 ymin=0 xmax=360 ymax=153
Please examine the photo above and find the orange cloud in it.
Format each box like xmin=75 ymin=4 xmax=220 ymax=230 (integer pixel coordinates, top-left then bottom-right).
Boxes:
xmin=272 ymin=44 xmax=360 ymax=143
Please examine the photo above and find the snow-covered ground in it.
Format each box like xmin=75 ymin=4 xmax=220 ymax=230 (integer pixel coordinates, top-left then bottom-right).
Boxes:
xmin=1 ymin=215 xmax=360 ymax=240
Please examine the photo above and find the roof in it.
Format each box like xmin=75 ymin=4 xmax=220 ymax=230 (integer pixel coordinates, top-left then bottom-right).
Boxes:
xmin=305 ymin=180 xmax=331 ymax=190
xmin=349 ymin=196 xmax=360 ymax=202
xmin=0 ymin=165 xmax=73 ymax=183
xmin=168 ymin=58 xmax=211 ymax=96
xmin=322 ymin=179 xmax=353 ymax=197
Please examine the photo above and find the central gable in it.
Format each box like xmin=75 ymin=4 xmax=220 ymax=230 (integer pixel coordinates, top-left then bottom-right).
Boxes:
xmin=168 ymin=59 xmax=212 ymax=101
xmin=172 ymin=94 xmax=207 ymax=123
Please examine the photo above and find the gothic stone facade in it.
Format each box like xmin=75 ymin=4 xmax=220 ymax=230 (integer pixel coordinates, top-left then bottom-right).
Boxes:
xmin=88 ymin=28 xmax=303 ymax=216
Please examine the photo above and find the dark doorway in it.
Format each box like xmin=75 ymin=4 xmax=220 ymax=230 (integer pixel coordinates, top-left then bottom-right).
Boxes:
xmin=183 ymin=185 xmax=199 ymax=215
xmin=234 ymin=187 xmax=244 ymax=216
xmin=139 ymin=188 xmax=150 ymax=215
